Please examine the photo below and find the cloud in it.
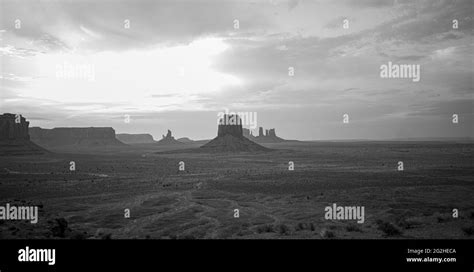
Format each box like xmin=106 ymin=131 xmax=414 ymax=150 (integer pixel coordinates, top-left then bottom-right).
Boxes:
xmin=0 ymin=1 xmax=275 ymax=53
xmin=1 ymin=0 xmax=473 ymax=139
xmin=409 ymin=99 xmax=474 ymax=116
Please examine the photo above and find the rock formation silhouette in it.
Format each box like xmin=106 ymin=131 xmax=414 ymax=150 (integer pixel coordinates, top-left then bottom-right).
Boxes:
xmin=0 ymin=113 xmax=48 ymax=155
xmin=156 ymin=129 xmax=183 ymax=145
xmin=29 ymin=127 xmax=126 ymax=147
xmin=176 ymin=137 xmax=194 ymax=143
xmin=243 ymin=127 xmax=285 ymax=143
xmin=116 ymin=133 xmax=155 ymax=144
xmin=201 ymin=114 xmax=268 ymax=152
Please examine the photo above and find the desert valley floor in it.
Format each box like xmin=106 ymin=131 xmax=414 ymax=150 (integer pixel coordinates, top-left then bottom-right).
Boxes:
xmin=0 ymin=141 xmax=473 ymax=239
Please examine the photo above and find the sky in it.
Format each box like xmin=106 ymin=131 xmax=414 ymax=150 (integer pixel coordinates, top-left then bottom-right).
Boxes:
xmin=0 ymin=0 xmax=472 ymax=140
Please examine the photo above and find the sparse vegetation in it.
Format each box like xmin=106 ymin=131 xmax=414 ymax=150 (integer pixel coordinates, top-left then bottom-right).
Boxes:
xmin=295 ymin=222 xmax=316 ymax=232
xmin=376 ymin=220 xmax=402 ymax=236
xmin=462 ymin=226 xmax=474 ymax=236
xmin=100 ymin=233 xmax=112 ymax=240
xmin=276 ymin=224 xmax=290 ymax=235
xmin=397 ymin=217 xmax=422 ymax=229
xmin=256 ymin=224 xmax=274 ymax=234
xmin=51 ymin=218 xmax=69 ymax=238
xmin=320 ymin=228 xmax=335 ymax=239
xmin=179 ymin=234 xmax=197 ymax=240
xmin=295 ymin=222 xmax=307 ymax=231
xmin=0 ymin=142 xmax=472 ymax=239
xmin=71 ymin=232 xmax=88 ymax=240
xmin=345 ymin=224 xmax=362 ymax=232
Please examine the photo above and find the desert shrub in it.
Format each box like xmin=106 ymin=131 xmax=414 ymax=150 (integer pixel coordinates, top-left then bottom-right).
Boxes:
xmin=295 ymin=222 xmax=307 ymax=231
xmin=179 ymin=234 xmax=196 ymax=240
xmin=320 ymin=228 xmax=335 ymax=239
xmin=434 ymin=212 xmax=452 ymax=223
xmin=437 ymin=216 xmax=449 ymax=223
xmin=345 ymin=224 xmax=362 ymax=232
xmin=462 ymin=226 xmax=474 ymax=236
xmin=397 ymin=217 xmax=422 ymax=229
xmin=242 ymin=222 xmax=251 ymax=228
xmin=295 ymin=222 xmax=315 ymax=232
xmin=376 ymin=220 xmax=402 ymax=236
xmin=256 ymin=224 xmax=274 ymax=233
xmin=51 ymin=218 xmax=68 ymax=238
xmin=101 ymin=233 xmax=112 ymax=240
xmin=71 ymin=232 xmax=88 ymax=240
xmin=277 ymin=224 xmax=290 ymax=235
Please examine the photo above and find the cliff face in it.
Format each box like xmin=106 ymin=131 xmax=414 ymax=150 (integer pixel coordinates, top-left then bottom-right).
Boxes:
xmin=243 ymin=127 xmax=285 ymax=143
xmin=29 ymin=127 xmax=126 ymax=147
xmin=243 ymin=128 xmax=255 ymax=139
xmin=0 ymin=113 xmax=30 ymax=140
xmin=0 ymin=113 xmax=48 ymax=155
xmin=218 ymin=116 xmax=243 ymax=137
xmin=116 ymin=133 xmax=155 ymax=144
xmin=201 ymin=114 xmax=268 ymax=152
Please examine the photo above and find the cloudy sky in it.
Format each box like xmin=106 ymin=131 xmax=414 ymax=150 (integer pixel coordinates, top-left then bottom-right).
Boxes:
xmin=0 ymin=0 xmax=472 ymax=140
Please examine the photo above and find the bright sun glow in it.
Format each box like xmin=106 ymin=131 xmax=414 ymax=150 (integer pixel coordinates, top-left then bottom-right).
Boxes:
xmin=18 ymin=37 xmax=241 ymax=112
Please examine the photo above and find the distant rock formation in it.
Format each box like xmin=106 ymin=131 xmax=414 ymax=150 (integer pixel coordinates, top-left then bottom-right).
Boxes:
xmin=29 ymin=127 xmax=126 ymax=147
xmin=0 ymin=113 xmax=48 ymax=155
xmin=243 ymin=128 xmax=255 ymax=138
xmin=0 ymin=113 xmax=30 ymax=140
xmin=177 ymin=137 xmax=194 ymax=143
xmin=201 ymin=114 xmax=268 ymax=152
xmin=243 ymin=127 xmax=285 ymax=143
xmin=163 ymin=130 xmax=172 ymax=139
xmin=116 ymin=133 xmax=155 ymax=144
xmin=156 ymin=129 xmax=183 ymax=145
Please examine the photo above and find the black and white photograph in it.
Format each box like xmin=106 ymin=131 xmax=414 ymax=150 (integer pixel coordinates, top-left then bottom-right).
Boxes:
xmin=0 ymin=0 xmax=473 ymax=268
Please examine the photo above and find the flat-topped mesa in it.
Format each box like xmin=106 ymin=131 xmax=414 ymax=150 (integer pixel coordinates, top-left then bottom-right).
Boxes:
xmin=0 ymin=113 xmax=30 ymax=141
xmin=29 ymin=127 xmax=125 ymax=147
xmin=177 ymin=137 xmax=194 ymax=143
xmin=116 ymin=133 xmax=155 ymax=144
xmin=0 ymin=113 xmax=48 ymax=155
xmin=217 ymin=114 xmax=244 ymax=138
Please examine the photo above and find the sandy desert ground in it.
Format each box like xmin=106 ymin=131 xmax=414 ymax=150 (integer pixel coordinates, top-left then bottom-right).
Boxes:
xmin=0 ymin=141 xmax=473 ymax=239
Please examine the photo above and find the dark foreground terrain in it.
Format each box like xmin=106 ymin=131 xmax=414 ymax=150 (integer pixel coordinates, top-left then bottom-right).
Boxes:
xmin=0 ymin=141 xmax=473 ymax=239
